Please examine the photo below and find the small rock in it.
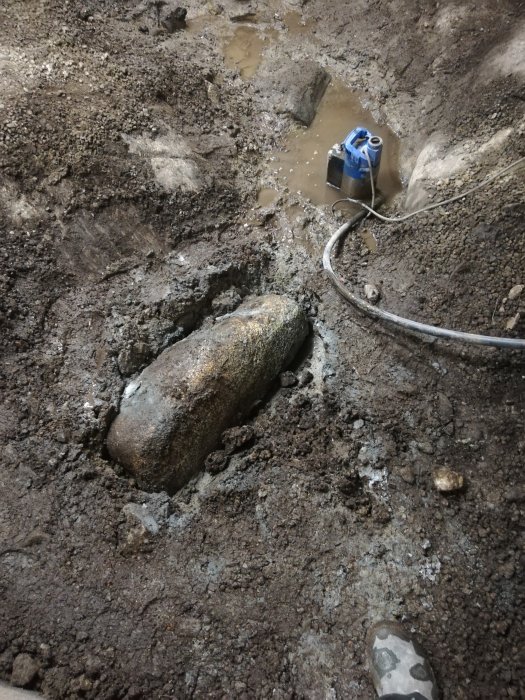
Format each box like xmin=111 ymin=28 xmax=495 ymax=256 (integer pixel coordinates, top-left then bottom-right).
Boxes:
xmin=205 ymin=450 xmax=229 ymax=475
xmin=433 ymin=467 xmax=464 ymax=493
xmin=11 ymin=653 xmax=40 ymax=687
xmin=280 ymin=371 xmax=298 ymax=388
xmin=416 ymin=440 xmax=434 ymax=455
xmin=508 ymin=284 xmax=523 ymax=301
xmin=119 ymin=502 xmax=160 ymax=554
xmin=117 ymin=341 xmax=151 ymax=376
xmin=364 ymin=283 xmax=380 ymax=304
xmin=353 ymin=418 xmax=365 ymax=430
xmin=503 ymin=485 xmax=525 ymax=503
xmin=221 ymin=425 xmax=254 ymax=454
xmin=505 ymin=312 xmax=520 ymax=331
xmin=161 ymin=6 xmax=187 ymax=32
xmin=436 ymin=393 xmax=454 ymax=424
xmin=298 ymin=369 xmax=314 ymax=387
xmin=398 ymin=465 xmax=415 ymax=484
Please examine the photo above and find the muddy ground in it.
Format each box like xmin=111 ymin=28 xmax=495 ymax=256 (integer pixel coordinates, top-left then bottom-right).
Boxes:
xmin=1 ymin=0 xmax=524 ymax=698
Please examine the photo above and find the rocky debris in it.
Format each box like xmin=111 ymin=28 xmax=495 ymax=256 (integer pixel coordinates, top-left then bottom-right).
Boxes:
xmin=11 ymin=654 xmax=40 ymax=688
xmin=436 ymin=393 xmax=454 ymax=424
xmin=364 ymin=283 xmax=381 ymax=304
xmin=298 ymin=369 xmax=314 ymax=387
xmin=505 ymin=312 xmax=520 ymax=331
xmin=433 ymin=467 xmax=464 ymax=493
xmin=279 ymin=370 xmax=298 ymax=387
xmin=211 ymin=288 xmax=242 ymax=316
xmin=161 ymin=6 xmax=187 ymax=32
xmin=118 ymin=492 xmax=171 ymax=554
xmin=107 ymin=295 xmax=308 ymax=492
xmin=205 ymin=450 xmax=229 ymax=475
xmin=221 ymin=425 xmax=254 ymax=454
xmin=358 ymin=433 xmax=397 ymax=468
xmin=117 ymin=340 xmax=151 ymax=376
xmin=122 ymin=131 xmax=204 ymax=193
xmin=261 ymin=60 xmax=330 ymax=126
xmin=120 ymin=503 xmax=159 ymax=554
xmin=507 ymin=284 xmax=523 ymax=301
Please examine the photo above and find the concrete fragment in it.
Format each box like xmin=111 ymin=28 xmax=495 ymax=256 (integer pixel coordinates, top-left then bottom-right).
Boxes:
xmin=107 ymin=295 xmax=308 ymax=492
xmin=433 ymin=467 xmax=464 ymax=493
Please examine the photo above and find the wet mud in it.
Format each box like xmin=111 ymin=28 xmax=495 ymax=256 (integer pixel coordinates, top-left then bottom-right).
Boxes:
xmin=0 ymin=1 xmax=524 ymax=698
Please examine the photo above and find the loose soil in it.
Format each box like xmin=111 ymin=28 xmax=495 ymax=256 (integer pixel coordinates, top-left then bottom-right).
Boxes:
xmin=1 ymin=1 xmax=524 ymax=698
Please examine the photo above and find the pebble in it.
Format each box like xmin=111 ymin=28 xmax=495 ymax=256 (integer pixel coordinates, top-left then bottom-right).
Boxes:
xmin=433 ymin=467 xmax=464 ymax=493
xmin=508 ymin=284 xmax=523 ymax=301
xmin=280 ymin=371 xmax=298 ymax=388
xmin=298 ymin=369 xmax=314 ymax=387
xmin=505 ymin=313 xmax=520 ymax=331
xmin=364 ymin=283 xmax=380 ymax=304
xmin=11 ymin=653 xmax=40 ymax=687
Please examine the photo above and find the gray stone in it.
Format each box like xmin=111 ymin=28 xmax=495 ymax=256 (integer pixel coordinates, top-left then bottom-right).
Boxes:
xmin=161 ymin=6 xmax=187 ymax=32
xmin=11 ymin=654 xmax=39 ymax=688
xmin=508 ymin=284 xmax=523 ymax=301
xmin=107 ymin=295 xmax=308 ymax=492
xmin=262 ymin=60 xmax=330 ymax=126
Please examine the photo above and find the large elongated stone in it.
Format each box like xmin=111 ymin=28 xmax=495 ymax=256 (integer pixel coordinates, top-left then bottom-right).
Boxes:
xmin=107 ymin=295 xmax=308 ymax=492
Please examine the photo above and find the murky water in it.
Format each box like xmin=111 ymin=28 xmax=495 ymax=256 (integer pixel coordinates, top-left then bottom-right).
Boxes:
xmin=282 ymin=11 xmax=315 ymax=35
xmin=270 ymin=81 xmax=401 ymax=206
xmin=257 ymin=187 xmax=279 ymax=207
xmin=223 ymin=26 xmax=276 ymax=79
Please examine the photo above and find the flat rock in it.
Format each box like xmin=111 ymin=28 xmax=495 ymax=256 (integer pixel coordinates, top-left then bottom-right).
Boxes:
xmin=107 ymin=295 xmax=308 ymax=492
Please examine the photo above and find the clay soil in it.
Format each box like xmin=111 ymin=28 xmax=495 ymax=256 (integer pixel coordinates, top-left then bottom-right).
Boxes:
xmin=1 ymin=0 xmax=524 ymax=698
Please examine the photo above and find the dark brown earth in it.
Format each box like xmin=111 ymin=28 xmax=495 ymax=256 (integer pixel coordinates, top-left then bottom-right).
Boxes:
xmin=1 ymin=0 xmax=524 ymax=698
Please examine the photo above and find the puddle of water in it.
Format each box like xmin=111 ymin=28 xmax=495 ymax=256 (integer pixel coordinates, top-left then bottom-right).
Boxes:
xmin=270 ymin=81 xmax=401 ymax=207
xmin=283 ymin=11 xmax=315 ymax=35
xmin=257 ymin=187 xmax=279 ymax=207
xmin=223 ymin=26 xmax=276 ymax=79
xmin=360 ymin=227 xmax=378 ymax=253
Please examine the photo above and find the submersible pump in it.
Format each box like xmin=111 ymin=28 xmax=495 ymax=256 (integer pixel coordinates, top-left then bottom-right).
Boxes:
xmin=327 ymin=127 xmax=383 ymax=199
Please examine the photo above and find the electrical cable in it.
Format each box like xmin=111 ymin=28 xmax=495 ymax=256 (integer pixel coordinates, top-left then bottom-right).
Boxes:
xmin=331 ymin=156 xmax=525 ymax=221
xmin=323 ymin=156 xmax=525 ymax=349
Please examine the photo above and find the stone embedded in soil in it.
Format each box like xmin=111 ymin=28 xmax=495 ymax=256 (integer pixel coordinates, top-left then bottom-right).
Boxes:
xmin=364 ymin=283 xmax=380 ymax=304
xmin=505 ymin=312 xmax=520 ymax=331
xmin=508 ymin=284 xmax=523 ymax=301
xmin=107 ymin=295 xmax=308 ymax=492
xmin=433 ymin=467 xmax=464 ymax=493
xmin=262 ymin=59 xmax=330 ymax=126
xmin=161 ymin=6 xmax=187 ymax=32
xmin=11 ymin=653 xmax=40 ymax=688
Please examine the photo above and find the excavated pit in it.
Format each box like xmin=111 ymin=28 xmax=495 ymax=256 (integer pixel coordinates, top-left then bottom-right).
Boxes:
xmin=0 ymin=2 xmax=524 ymax=699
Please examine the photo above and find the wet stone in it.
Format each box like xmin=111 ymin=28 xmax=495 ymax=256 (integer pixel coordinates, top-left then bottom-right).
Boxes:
xmin=262 ymin=59 xmax=330 ymax=126
xmin=107 ymin=295 xmax=308 ymax=492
